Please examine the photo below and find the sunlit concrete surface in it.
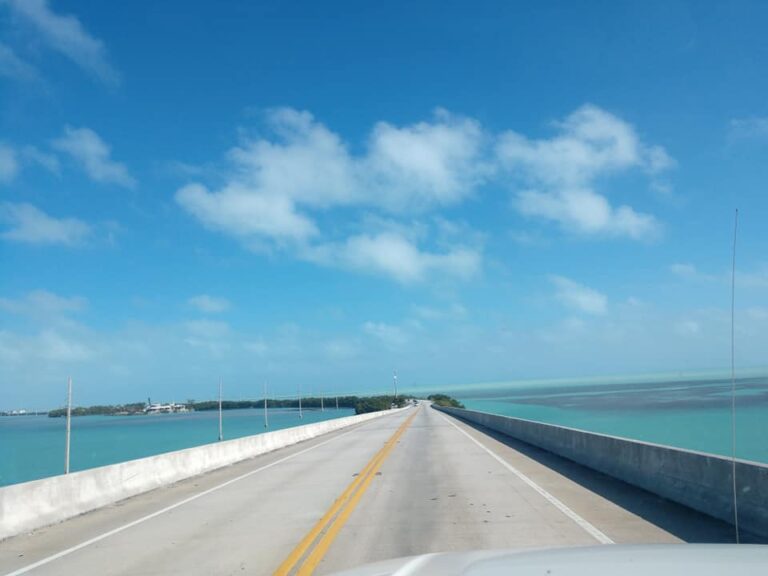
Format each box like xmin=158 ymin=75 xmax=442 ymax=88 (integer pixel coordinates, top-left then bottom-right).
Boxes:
xmin=0 ymin=405 xmax=742 ymax=576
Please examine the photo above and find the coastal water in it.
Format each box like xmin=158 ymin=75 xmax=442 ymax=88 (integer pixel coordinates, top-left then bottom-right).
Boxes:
xmin=0 ymin=407 xmax=354 ymax=487
xmin=449 ymin=375 xmax=768 ymax=464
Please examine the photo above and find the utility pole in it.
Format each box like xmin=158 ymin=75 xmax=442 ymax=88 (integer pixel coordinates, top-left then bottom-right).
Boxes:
xmin=65 ymin=376 xmax=72 ymax=474
xmin=218 ymin=379 xmax=223 ymax=441
xmin=263 ymin=381 xmax=269 ymax=429
xmin=298 ymin=383 xmax=303 ymax=419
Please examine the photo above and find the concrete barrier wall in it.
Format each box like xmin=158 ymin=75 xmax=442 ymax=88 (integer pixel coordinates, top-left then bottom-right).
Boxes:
xmin=435 ymin=405 xmax=768 ymax=538
xmin=0 ymin=408 xmax=406 ymax=540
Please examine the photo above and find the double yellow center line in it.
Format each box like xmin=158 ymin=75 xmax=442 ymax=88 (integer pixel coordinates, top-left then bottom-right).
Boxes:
xmin=273 ymin=408 xmax=419 ymax=576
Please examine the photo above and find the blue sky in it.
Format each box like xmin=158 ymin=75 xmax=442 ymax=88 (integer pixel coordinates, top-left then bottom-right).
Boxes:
xmin=2 ymin=0 xmax=768 ymax=409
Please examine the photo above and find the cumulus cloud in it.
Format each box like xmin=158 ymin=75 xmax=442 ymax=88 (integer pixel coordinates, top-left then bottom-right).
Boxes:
xmin=365 ymin=109 xmax=488 ymax=210
xmin=1 ymin=202 xmax=91 ymax=245
xmin=176 ymin=183 xmax=317 ymax=243
xmin=3 ymin=0 xmax=119 ymax=85
xmin=304 ymin=232 xmax=480 ymax=284
xmin=176 ymin=108 xmax=486 ymax=282
xmin=176 ymin=105 xmax=669 ymax=282
xmin=551 ymin=275 xmax=607 ymax=315
xmin=188 ymin=294 xmax=231 ymax=313
xmin=53 ymin=126 xmax=135 ymax=187
xmin=498 ymin=105 xmax=668 ymax=239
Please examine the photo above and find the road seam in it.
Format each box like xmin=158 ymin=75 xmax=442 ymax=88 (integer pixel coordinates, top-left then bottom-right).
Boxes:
xmin=438 ymin=412 xmax=614 ymax=545
xmin=1 ymin=421 xmax=386 ymax=576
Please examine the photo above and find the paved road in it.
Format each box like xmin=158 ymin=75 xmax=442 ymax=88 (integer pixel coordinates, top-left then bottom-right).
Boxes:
xmin=0 ymin=404 xmax=733 ymax=576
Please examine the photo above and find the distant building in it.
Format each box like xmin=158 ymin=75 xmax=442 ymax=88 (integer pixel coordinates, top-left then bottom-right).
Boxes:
xmin=144 ymin=402 xmax=189 ymax=414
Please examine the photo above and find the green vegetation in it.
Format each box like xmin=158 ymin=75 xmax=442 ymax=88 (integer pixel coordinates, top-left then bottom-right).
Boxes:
xmin=353 ymin=395 xmax=410 ymax=414
xmin=48 ymin=395 xmax=414 ymax=417
xmin=427 ymin=394 xmax=465 ymax=409
xmin=48 ymin=403 xmax=146 ymax=418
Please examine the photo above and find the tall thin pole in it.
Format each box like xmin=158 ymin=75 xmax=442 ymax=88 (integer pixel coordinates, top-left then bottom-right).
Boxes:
xmin=335 ymin=394 xmax=339 ymax=410
xmin=730 ymin=209 xmax=740 ymax=544
xmin=263 ymin=381 xmax=269 ymax=429
xmin=64 ymin=376 xmax=72 ymax=474
xmin=393 ymin=370 xmax=398 ymax=403
xmin=218 ymin=379 xmax=223 ymax=441
xmin=321 ymin=394 xmax=324 ymax=412
xmin=298 ymin=383 xmax=303 ymax=419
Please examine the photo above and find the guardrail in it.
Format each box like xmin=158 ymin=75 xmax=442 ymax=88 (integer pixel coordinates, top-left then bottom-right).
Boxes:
xmin=434 ymin=405 xmax=768 ymax=539
xmin=0 ymin=407 xmax=407 ymax=541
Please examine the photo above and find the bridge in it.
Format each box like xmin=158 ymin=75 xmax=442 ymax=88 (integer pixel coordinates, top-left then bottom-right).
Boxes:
xmin=0 ymin=404 xmax=746 ymax=575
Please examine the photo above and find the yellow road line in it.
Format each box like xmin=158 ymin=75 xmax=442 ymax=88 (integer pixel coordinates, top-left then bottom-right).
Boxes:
xmin=273 ymin=408 xmax=418 ymax=576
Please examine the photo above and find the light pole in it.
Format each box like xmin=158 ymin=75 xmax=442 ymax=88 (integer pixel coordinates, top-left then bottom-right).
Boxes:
xmin=263 ymin=381 xmax=269 ymax=429
xmin=298 ymin=383 xmax=303 ymax=419
xmin=64 ymin=376 xmax=72 ymax=474
xmin=218 ymin=379 xmax=223 ymax=441
xmin=393 ymin=370 xmax=398 ymax=404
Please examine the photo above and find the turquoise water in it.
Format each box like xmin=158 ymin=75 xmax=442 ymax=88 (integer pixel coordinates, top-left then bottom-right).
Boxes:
xmin=450 ymin=376 xmax=768 ymax=464
xmin=0 ymin=408 xmax=354 ymax=487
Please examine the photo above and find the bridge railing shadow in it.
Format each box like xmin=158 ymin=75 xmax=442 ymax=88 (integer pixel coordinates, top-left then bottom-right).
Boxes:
xmin=448 ymin=413 xmax=766 ymax=544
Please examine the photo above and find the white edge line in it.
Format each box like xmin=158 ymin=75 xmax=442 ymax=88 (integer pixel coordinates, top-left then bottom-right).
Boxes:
xmin=2 ymin=424 xmax=371 ymax=576
xmin=438 ymin=413 xmax=614 ymax=545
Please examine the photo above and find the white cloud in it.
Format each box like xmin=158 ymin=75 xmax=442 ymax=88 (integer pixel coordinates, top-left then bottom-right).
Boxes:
xmin=21 ymin=145 xmax=60 ymax=175
xmin=0 ymin=290 xmax=86 ymax=316
xmin=518 ymin=187 xmax=658 ymax=239
xmin=53 ymin=126 xmax=135 ymax=187
xmin=176 ymin=183 xmax=317 ymax=243
xmin=188 ymin=294 xmax=230 ymax=313
xmin=551 ymin=275 xmax=607 ymax=315
xmin=363 ymin=321 xmax=409 ymax=348
xmin=37 ymin=329 xmax=93 ymax=361
xmin=176 ymin=108 xmax=485 ymax=282
xmin=0 ymin=143 xmax=18 ymax=183
xmin=1 ymin=202 xmax=91 ymax=245
xmin=4 ymin=0 xmax=119 ymax=85
xmin=729 ymin=117 xmax=768 ymax=140
xmin=365 ymin=109 xmax=488 ymax=210
xmin=498 ymin=105 xmax=667 ymax=239
xmin=304 ymin=232 xmax=480 ymax=284
xmin=0 ymin=42 xmax=39 ymax=82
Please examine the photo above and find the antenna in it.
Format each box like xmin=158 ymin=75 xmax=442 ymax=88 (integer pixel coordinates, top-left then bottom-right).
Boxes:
xmin=730 ymin=209 xmax=740 ymax=544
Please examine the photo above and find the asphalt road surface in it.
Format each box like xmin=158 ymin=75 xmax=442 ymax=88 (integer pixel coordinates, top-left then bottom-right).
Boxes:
xmin=0 ymin=404 xmax=737 ymax=576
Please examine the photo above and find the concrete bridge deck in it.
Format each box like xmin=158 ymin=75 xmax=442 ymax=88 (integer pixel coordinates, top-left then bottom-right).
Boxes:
xmin=0 ymin=404 xmax=739 ymax=576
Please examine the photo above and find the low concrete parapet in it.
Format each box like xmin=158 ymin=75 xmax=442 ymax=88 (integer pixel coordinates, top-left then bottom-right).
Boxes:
xmin=434 ymin=405 xmax=768 ymax=539
xmin=0 ymin=408 xmax=406 ymax=540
